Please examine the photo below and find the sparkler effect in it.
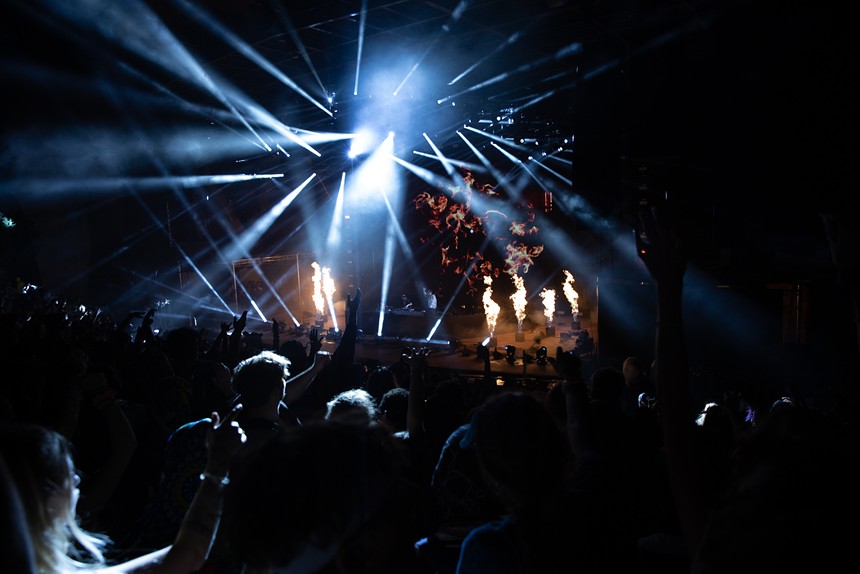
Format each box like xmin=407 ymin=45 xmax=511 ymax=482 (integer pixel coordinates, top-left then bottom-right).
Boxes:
xmin=562 ymin=269 xmax=579 ymax=316
xmin=510 ymin=274 xmax=527 ymax=333
xmin=322 ymin=264 xmax=338 ymax=331
xmin=540 ymin=288 xmax=556 ymax=329
xmin=482 ymin=275 xmax=501 ymax=339
xmin=311 ymin=262 xmax=326 ymax=321
xmin=414 ymin=169 xmax=544 ymax=296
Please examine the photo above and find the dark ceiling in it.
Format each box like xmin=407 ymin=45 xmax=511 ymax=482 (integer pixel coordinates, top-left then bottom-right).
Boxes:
xmin=1 ymin=0 xmax=857 ymax=304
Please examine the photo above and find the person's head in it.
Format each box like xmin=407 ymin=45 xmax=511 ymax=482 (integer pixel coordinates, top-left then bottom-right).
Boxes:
xmin=223 ymin=422 xmax=417 ymax=574
xmin=231 ymin=350 xmax=291 ymax=409
xmin=622 ymin=356 xmax=646 ymax=385
xmin=325 ymin=388 xmax=377 ymax=424
xmin=278 ymin=340 xmax=310 ymax=372
xmin=364 ymin=365 xmax=398 ymax=404
xmin=378 ymin=387 xmax=410 ymax=433
xmin=0 ymin=423 xmax=107 ymax=573
xmin=467 ymin=391 xmax=571 ymax=512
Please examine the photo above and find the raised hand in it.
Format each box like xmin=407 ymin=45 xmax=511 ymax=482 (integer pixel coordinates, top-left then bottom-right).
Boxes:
xmin=308 ymin=327 xmax=323 ymax=355
xmin=204 ymin=404 xmax=247 ymax=476
xmin=402 ymin=346 xmax=430 ymax=369
xmin=233 ymin=310 xmax=248 ymax=333
xmin=548 ymin=346 xmax=582 ymax=383
xmin=347 ymin=288 xmax=362 ymax=313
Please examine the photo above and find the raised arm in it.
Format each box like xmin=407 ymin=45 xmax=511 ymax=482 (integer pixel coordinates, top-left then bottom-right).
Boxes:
xmin=402 ymin=346 xmax=430 ymax=441
xmin=635 ymin=199 xmax=708 ymax=554
xmin=282 ymin=350 xmax=333 ymax=406
xmin=110 ymin=405 xmax=247 ymax=574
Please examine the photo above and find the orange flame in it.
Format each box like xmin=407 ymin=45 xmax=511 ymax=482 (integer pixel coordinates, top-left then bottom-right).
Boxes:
xmin=540 ymin=288 xmax=556 ymax=328
xmin=311 ymin=262 xmax=325 ymax=317
xmin=482 ymin=275 xmax=501 ymax=338
xmin=562 ymin=270 xmax=579 ymax=316
xmin=510 ymin=274 xmax=528 ymax=329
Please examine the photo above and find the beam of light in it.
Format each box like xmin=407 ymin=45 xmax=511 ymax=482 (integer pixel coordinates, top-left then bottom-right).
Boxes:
xmin=456 ymin=131 xmax=506 ymax=183
xmin=437 ymin=41 xmax=582 ymax=105
xmin=510 ymin=274 xmax=528 ymax=334
xmin=239 ymin=174 xmax=315 ymax=254
xmin=482 ymin=275 xmax=501 ymax=340
xmin=114 ymin=62 xmax=274 ymax=154
xmin=422 ymin=133 xmax=458 ymax=179
xmin=119 ymin=265 xmax=222 ymax=310
xmin=562 ymin=270 xmax=580 ymax=317
xmin=56 ymin=245 xmax=129 ymax=296
xmin=348 ymin=129 xmax=377 ymax=158
xmin=272 ymin=0 xmax=328 ymax=98
xmin=411 ymin=151 xmax=487 ymax=174
xmin=462 ymin=125 xmax=531 ymax=152
xmin=173 ymin=0 xmax=332 ymax=117
xmin=540 ymin=288 xmax=556 ymax=329
xmin=490 ymin=142 xmax=523 ymax=164
xmin=377 ymin=220 xmax=398 ymax=337
xmin=238 ymin=103 xmax=323 ymax=156
xmin=326 ymin=173 xmax=347 ymax=251
xmin=215 ymin=177 xmax=315 ymax=323
xmin=392 ymin=0 xmax=465 ymax=96
xmin=128 ymin=186 xmax=236 ymax=317
xmin=248 ymin=298 xmax=267 ymax=323
xmin=322 ymin=265 xmax=339 ymax=332
xmin=12 ymin=173 xmax=285 ymax=198
xmin=353 ymin=0 xmax=368 ymax=96
xmin=448 ymin=30 xmax=521 ymax=86
xmin=425 ymin=316 xmax=444 ymax=341
xmin=43 ymin=0 xmax=275 ymax=150
xmin=529 ymin=157 xmax=572 ymax=186
xmin=541 ymin=147 xmax=573 ymax=167
xmin=392 ymin=156 xmax=466 ymax=191
xmin=175 ymin=242 xmax=233 ymax=314
xmin=378 ymin=183 xmax=417 ymax=273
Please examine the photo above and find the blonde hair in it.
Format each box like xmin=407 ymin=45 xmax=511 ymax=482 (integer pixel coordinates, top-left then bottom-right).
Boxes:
xmin=0 ymin=423 xmax=109 ymax=573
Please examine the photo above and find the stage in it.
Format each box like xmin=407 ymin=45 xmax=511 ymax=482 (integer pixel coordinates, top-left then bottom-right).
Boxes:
xmin=282 ymin=310 xmax=596 ymax=386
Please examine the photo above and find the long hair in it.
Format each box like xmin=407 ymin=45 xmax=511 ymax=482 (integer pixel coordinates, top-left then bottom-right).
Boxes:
xmin=0 ymin=423 xmax=108 ymax=573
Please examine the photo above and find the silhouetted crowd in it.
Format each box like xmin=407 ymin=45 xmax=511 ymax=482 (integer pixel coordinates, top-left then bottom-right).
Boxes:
xmin=1 ymin=206 xmax=860 ymax=574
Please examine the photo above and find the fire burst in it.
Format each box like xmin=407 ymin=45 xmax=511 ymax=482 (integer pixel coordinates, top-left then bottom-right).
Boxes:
xmin=540 ymin=288 xmax=556 ymax=329
xmin=510 ymin=274 xmax=527 ymax=333
xmin=562 ymin=270 xmax=579 ymax=316
xmin=482 ymin=275 xmax=501 ymax=339
xmin=311 ymin=262 xmax=325 ymax=320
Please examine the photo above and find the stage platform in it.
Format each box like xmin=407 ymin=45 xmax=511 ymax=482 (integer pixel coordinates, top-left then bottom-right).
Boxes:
xmin=279 ymin=311 xmax=596 ymax=387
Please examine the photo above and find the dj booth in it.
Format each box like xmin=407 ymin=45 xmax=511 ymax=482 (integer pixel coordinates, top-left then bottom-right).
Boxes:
xmin=359 ymin=308 xmax=446 ymax=340
xmin=357 ymin=308 xmax=492 ymax=342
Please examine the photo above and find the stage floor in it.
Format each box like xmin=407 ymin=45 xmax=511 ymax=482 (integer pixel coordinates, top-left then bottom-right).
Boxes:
xmin=300 ymin=312 xmax=595 ymax=384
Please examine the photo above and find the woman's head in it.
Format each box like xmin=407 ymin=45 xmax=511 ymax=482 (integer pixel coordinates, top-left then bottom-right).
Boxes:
xmin=0 ymin=423 xmax=107 ymax=572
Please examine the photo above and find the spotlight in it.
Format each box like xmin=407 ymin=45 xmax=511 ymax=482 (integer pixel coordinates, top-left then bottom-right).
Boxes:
xmin=536 ymin=346 xmax=548 ymax=365
xmin=505 ymin=345 xmax=517 ymax=363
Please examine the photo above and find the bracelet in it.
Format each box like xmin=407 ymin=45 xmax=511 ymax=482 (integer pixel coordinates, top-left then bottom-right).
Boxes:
xmin=199 ymin=471 xmax=230 ymax=487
